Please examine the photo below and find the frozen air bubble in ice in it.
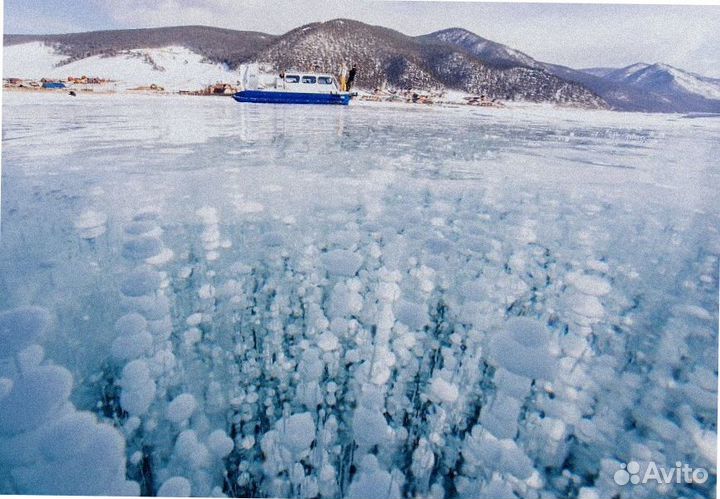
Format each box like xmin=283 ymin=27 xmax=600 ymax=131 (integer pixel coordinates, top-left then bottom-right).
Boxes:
xmin=196 ymin=206 xmax=218 ymax=225
xmin=38 ymin=411 xmax=99 ymax=460
xmin=275 ymin=412 xmax=315 ymax=457
xmin=346 ymin=453 xmax=401 ymax=499
xmin=321 ymin=249 xmax=363 ymax=277
xmin=317 ymin=332 xmax=340 ymax=352
xmin=428 ymin=377 xmax=460 ymax=404
xmin=124 ymin=220 xmax=160 ymax=236
xmin=395 ymin=301 xmax=428 ymax=330
xmin=132 ymin=208 xmax=161 ymax=222
xmin=353 ymin=407 xmax=389 ymax=449
xmin=566 ymin=272 xmax=611 ymax=297
xmin=122 ymin=236 xmax=163 ymax=260
xmin=17 ymin=344 xmax=45 ymax=371
xmin=146 ymin=248 xmax=174 ymax=266
xmin=0 ymin=306 xmax=50 ymax=359
xmin=127 ymin=294 xmax=171 ymax=321
xmin=111 ymin=331 xmax=153 ymax=361
xmin=207 ymin=429 xmax=234 ymax=458
xmin=186 ymin=313 xmax=203 ymax=326
xmin=120 ymin=268 xmax=163 ymax=297
xmin=115 ymin=313 xmax=148 ymax=337
xmin=568 ymin=293 xmax=605 ymax=319
xmin=16 ymin=415 xmax=133 ymax=495
xmin=166 ymin=393 xmax=197 ymax=424
xmin=119 ymin=360 xmax=156 ymax=416
xmin=488 ymin=317 xmax=557 ymax=380
xmin=158 ymin=477 xmax=191 ymax=497
xmin=0 ymin=365 xmax=73 ymax=435
xmin=74 ymin=210 xmax=107 ymax=239
xmin=174 ymin=430 xmax=210 ymax=468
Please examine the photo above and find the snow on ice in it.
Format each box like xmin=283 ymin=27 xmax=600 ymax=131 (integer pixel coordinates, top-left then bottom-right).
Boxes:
xmin=0 ymin=92 xmax=718 ymax=498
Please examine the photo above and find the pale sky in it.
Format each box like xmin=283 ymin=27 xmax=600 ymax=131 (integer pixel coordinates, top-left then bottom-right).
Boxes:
xmin=4 ymin=0 xmax=720 ymax=77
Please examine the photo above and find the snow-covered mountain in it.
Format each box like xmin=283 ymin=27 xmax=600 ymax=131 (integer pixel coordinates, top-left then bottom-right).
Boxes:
xmin=250 ymin=19 xmax=605 ymax=106
xmin=576 ymin=63 xmax=720 ymax=113
xmin=5 ymin=21 xmax=719 ymax=112
xmin=583 ymin=63 xmax=651 ymax=81
xmin=428 ymin=28 xmax=720 ymax=113
xmin=419 ymin=28 xmax=543 ymax=70
xmin=3 ymin=21 xmax=606 ymax=107
xmin=606 ymin=63 xmax=720 ymax=99
xmin=3 ymin=42 xmax=239 ymax=91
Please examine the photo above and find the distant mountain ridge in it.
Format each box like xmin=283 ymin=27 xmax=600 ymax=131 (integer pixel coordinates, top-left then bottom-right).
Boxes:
xmin=4 ymin=21 xmax=605 ymax=108
xmin=423 ymin=28 xmax=720 ymax=113
xmin=5 ymin=21 xmax=719 ymax=112
xmin=4 ymin=26 xmax=276 ymax=69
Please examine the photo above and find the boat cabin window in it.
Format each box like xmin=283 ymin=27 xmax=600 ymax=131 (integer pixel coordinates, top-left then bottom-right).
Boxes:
xmin=301 ymin=76 xmax=317 ymax=84
xmin=285 ymin=75 xmax=300 ymax=83
xmin=317 ymin=76 xmax=333 ymax=85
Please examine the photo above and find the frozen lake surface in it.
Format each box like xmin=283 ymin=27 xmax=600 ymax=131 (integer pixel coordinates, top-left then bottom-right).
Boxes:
xmin=1 ymin=93 xmax=718 ymax=498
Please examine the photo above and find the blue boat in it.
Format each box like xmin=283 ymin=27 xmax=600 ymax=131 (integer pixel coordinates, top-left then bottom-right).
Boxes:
xmin=233 ymin=72 xmax=352 ymax=105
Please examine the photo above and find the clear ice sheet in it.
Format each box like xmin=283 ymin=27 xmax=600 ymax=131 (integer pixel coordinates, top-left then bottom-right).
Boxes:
xmin=0 ymin=92 xmax=718 ymax=498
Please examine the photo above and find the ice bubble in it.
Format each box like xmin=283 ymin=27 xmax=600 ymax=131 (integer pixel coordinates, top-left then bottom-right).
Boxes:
xmin=353 ymin=407 xmax=389 ymax=448
xmin=130 ymin=451 xmax=143 ymax=465
xmin=673 ymin=304 xmax=713 ymax=321
xmin=321 ymin=249 xmax=363 ymax=277
xmin=174 ymin=430 xmax=210 ymax=468
xmin=480 ymin=397 xmax=522 ymax=439
xmin=124 ymin=220 xmax=161 ymax=237
xmin=317 ymin=332 xmax=340 ymax=352
xmin=183 ymin=328 xmax=202 ymax=346
xmin=578 ymin=487 xmax=600 ymax=499
xmin=235 ymin=199 xmax=264 ymax=214
xmin=461 ymin=426 xmax=534 ymax=480
xmin=328 ymin=282 xmax=364 ymax=318
xmin=0 ymin=365 xmax=73 ymax=435
xmin=129 ymin=294 xmax=170 ymax=321
xmin=120 ymin=268 xmax=162 ymax=297
xmin=275 ymin=412 xmax=315 ymax=456
xmin=166 ymin=393 xmax=197 ymax=423
xmin=17 ymin=344 xmax=45 ymax=371
xmin=146 ymin=247 xmax=174 ymax=266
xmin=115 ymin=313 xmax=148 ymax=337
xmin=196 ymin=206 xmax=219 ymax=225
xmin=119 ymin=360 xmax=156 ymax=416
xmin=488 ymin=317 xmax=556 ymax=380
xmin=38 ymin=411 xmax=99 ymax=460
xmin=111 ymin=331 xmax=153 ymax=361
xmin=569 ymin=293 xmax=605 ymax=319
xmin=123 ymin=236 xmax=163 ymax=260
xmin=74 ymin=210 xmax=107 ymax=239
xmin=428 ymin=377 xmax=459 ymax=404
xmin=566 ymin=272 xmax=611 ymax=297
xmin=395 ymin=301 xmax=428 ymax=330
xmin=77 ymin=225 xmax=107 ymax=239
xmin=186 ymin=313 xmax=203 ymax=326
xmin=133 ymin=208 xmax=161 ymax=222
xmin=347 ymin=454 xmax=401 ymax=499
xmin=158 ymin=476 xmax=192 ymax=497
xmin=15 ymin=417 xmax=129 ymax=495
xmin=207 ymin=429 xmax=234 ymax=458
xmin=198 ymin=284 xmax=216 ymax=300
xmin=0 ymin=306 xmax=51 ymax=359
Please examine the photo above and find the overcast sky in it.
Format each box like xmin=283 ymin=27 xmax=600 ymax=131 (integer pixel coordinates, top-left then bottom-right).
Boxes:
xmin=4 ymin=0 xmax=720 ymax=76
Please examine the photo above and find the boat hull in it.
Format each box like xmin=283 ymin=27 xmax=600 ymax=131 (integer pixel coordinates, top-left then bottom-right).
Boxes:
xmin=233 ymin=90 xmax=351 ymax=105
